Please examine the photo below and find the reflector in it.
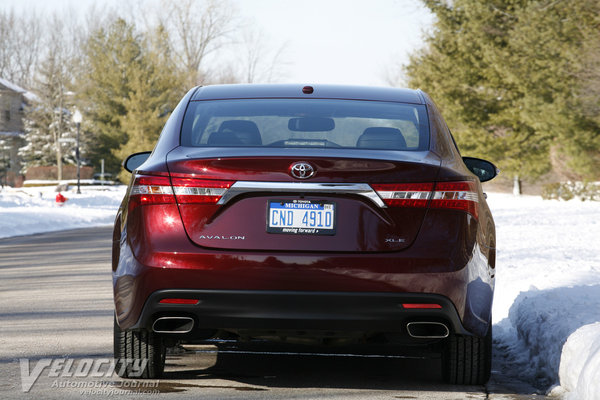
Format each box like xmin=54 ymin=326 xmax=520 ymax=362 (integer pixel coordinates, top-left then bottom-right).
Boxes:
xmin=402 ymin=303 xmax=442 ymax=309
xmin=159 ymin=298 xmax=199 ymax=305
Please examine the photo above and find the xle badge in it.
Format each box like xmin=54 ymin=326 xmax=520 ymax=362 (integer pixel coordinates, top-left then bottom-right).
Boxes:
xmin=385 ymin=237 xmax=406 ymax=244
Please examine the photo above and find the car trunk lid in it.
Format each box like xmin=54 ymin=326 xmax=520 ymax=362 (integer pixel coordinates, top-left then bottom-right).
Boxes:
xmin=166 ymin=148 xmax=442 ymax=252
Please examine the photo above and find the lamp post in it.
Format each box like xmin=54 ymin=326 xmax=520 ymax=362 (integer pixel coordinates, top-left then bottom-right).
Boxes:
xmin=72 ymin=109 xmax=82 ymax=194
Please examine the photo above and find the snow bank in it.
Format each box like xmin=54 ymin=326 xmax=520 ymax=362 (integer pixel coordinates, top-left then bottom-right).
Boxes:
xmin=486 ymin=193 xmax=600 ymax=398
xmin=553 ymin=323 xmax=600 ymax=399
xmin=0 ymin=185 xmax=126 ymax=239
xmin=502 ymin=286 xmax=600 ymax=390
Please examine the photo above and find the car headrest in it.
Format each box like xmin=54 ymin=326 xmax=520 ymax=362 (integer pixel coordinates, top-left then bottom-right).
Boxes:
xmin=356 ymin=127 xmax=407 ymax=150
xmin=207 ymin=120 xmax=262 ymax=146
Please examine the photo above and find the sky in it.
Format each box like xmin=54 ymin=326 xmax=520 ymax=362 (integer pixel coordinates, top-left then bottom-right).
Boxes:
xmin=0 ymin=0 xmax=434 ymax=87
xmin=233 ymin=0 xmax=434 ymax=85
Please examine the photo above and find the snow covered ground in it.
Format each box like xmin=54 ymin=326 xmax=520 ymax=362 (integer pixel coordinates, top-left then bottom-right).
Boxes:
xmin=0 ymin=184 xmax=126 ymax=239
xmin=486 ymin=193 xmax=600 ymax=399
xmin=1 ymin=186 xmax=599 ymax=398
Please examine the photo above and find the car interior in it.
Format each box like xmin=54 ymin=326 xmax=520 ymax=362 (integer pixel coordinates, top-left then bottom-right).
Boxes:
xmin=356 ymin=127 xmax=407 ymax=149
xmin=204 ymin=119 xmax=409 ymax=150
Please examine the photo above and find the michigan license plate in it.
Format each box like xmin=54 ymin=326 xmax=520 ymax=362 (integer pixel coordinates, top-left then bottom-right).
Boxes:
xmin=267 ymin=200 xmax=336 ymax=235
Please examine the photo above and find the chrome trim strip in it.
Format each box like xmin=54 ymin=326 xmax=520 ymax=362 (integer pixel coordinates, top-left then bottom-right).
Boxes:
xmin=217 ymin=181 xmax=387 ymax=208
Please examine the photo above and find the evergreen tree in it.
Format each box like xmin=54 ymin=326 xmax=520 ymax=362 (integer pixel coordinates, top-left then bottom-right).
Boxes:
xmin=406 ymin=0 xmax=549 ymax=189
xmin=406 ymin=0 xmax=600 ymax=187
xmin=115 ymin=24 xmax=183 ymax=178
xmin=78 ymin=19 xmax=183 ymax=179
xmin=78 ymin=18 xmax=140 ymax=175
xmin=496 ymin=0 xmax=600 ymax=179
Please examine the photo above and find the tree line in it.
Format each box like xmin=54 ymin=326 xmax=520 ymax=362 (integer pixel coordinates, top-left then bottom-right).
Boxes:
xmin=4 ymin=0 xmax=598 ymax=189
xmin=402 ymin=0 xmax=600 ymax=191
xmin=1 ymin=0 xmax=286 ymax=182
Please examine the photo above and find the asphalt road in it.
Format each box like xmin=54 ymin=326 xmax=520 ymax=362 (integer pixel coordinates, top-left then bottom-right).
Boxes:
xmin=0 ymin=227 xmax=547 ymax=399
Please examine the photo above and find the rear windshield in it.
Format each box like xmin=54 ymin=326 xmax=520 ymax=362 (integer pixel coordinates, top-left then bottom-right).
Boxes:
xmin=181 ymin=99 xmax=429 ymax=151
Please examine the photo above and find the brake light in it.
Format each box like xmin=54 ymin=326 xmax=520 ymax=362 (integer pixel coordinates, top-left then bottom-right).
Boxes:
xmin=129 ymin=174 xmax=234 ymax=211
xmin=430 ymin=181 xmax=479 ymax=219
xmin=130 ymin=175 xmax=175 ymax=206
xmin=371 ymin=183 xmax=434 ymax=208
xmin=372 ymin=181 xmax=479 ymax=219
xmin=170 ymin=177 xmax=233 ymax=204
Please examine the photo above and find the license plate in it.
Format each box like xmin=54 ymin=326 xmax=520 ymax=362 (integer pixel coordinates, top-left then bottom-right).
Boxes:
xmin=267 ymin=200 xmax=336 ymax=235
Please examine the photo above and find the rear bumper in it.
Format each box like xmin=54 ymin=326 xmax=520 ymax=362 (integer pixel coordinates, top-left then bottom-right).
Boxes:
xmin=128 ymin=289 xmax=471 ymax=336
xmin=113 ymin=245 xmax=494 ymax=337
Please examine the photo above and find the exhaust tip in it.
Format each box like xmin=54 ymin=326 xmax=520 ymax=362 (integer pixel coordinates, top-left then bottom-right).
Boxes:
xmin=406 ymin=321 xmax=449 ymax=339
xmin=152 ymin=317 xmax=194 ymax=334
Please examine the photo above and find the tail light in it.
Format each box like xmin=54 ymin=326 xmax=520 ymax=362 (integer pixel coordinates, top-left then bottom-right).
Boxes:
xmin=129 ymin=174 xmax=234 ymax=211
xmin=430 ymin=181 xmax=479 ymax=219
xmin=170 ymin=177 xmax=233 ymax=204
xmin=372 ymin=181 xmax=479 ymax=219
xmin=371 ymin=183 xmax=434 ymax=208
xmin=130 ymin=175 xmax=175 ymax=208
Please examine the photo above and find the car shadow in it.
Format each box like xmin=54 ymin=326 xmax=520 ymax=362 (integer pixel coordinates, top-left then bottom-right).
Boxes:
xmin=157 ymin=341 xmax=518 ymax=395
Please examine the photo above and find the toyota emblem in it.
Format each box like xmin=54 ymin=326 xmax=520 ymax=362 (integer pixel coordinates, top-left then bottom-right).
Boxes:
xmin=290 ymin=162 xmax=315 ymax=179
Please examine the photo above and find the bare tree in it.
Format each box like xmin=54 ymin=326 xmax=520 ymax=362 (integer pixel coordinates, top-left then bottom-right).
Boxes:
xmin=20 ymin=14 xmax=80 ymax=180
xmin=237 ymin=27 xmax=288 ymax=84
xmin=160 ymin=0 xmax=238 ymax=87
xmin=0 ymin=11 xmax=15 ymax=79
xmin=0 ymin=9 xmax=42 ymax=88
xmin=382 ymin=58 xmax=407 ymax=87
xmin=210 ymin=64 xmax=240 ymax=84
xmin=104 ymin=0 xmax=286 ymax=86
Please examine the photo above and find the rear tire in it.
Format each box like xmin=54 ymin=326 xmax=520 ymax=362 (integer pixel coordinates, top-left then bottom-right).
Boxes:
xmin=114 ymin=315 xmax=165 ymax=378
xmin=442 ymin=325 xmax=492 ymax=385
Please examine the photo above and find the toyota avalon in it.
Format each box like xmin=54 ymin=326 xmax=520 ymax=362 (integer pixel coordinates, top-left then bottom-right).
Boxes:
xmin=112 ymin=84 xmax=498 ymax=384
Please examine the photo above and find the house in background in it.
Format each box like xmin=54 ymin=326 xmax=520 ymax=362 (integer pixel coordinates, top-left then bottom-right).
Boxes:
xmin=0 ymin=77 xmax=36 ymax=187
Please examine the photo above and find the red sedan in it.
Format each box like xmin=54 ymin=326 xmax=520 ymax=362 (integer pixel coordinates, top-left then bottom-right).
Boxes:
xmin=112 ymin=84 xmax=498 ymax=384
